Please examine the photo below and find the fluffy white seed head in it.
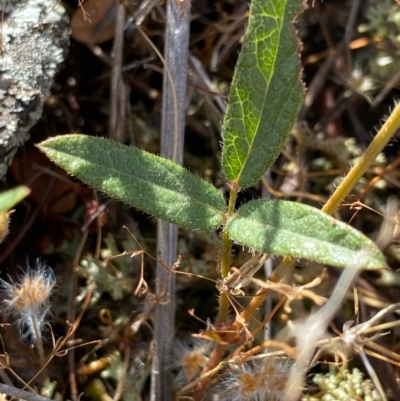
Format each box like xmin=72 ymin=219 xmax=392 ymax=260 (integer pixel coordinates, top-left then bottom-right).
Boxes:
xmin=0 ymin=259 xmax=55 ymax=346
xmin=170 ymin=337 xmax=212 ymax=387
xmin=207 ymin=357 xmax=293 ymax=401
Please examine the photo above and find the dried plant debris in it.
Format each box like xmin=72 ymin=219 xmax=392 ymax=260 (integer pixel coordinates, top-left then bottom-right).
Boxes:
xmin=0 ymin=1 xmax=400 ymax=400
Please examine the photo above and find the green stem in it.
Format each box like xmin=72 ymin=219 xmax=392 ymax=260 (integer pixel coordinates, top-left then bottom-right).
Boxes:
xmin=322 ymin=102 xmax=400 ymax=215
xmin=238 ymin=103 xmax=400 ymax=326
xmin=218 ymin=187 xmax=238 ymax=323
xmin=192 ymin=187 xmax=238 ymax=400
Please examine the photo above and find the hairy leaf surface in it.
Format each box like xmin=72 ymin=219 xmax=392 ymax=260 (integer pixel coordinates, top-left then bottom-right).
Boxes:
xmin=226 ymin=200 xmax=386 ymax=269
xmin=221 ymin=0 xmax=305 ymax=188
xmin=39 ymin=135 xmax=226 ymax=231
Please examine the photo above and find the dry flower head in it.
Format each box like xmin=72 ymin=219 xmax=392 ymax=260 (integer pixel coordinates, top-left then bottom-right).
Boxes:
xmin=0 ymin=259 xmax=55 ymax=347
xmin=208 ymin=357 xmax=293 ymax=401
xmin=7 ymin=271 xmax=53 ymax=312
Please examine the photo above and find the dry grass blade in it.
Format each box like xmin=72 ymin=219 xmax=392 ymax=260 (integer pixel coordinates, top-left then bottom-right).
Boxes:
xmin=283 ymin=266 xmax=362 ymax=401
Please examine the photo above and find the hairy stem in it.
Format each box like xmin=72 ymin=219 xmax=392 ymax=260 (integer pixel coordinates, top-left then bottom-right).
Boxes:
xmin=322 ymin=102 xmax=400 ymax=215
xmin=239 ymin=102 xmax=400 ymax=324
xmin=218 ymin=187 xmax=238 ymax=323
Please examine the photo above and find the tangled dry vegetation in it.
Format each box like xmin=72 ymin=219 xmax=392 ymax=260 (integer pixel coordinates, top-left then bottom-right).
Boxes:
xmin=1 ymin=0 xmax=400 ymax=400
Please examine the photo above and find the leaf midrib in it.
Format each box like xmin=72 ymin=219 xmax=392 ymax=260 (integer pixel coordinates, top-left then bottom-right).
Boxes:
xmin=235 ymin=217 xmax=371 ymax=254
xmin=236 ymin=2 xmax=288 ymax=184
xmin=57 ymin=148 xmax=225 ymax=215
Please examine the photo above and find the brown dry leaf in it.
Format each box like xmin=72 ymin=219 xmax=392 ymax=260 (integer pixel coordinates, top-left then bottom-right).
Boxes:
xmin=10 ymin=150 xmax=77 ymax=214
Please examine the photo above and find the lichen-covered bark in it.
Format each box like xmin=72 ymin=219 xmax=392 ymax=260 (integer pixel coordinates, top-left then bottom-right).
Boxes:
xmin=0 ymin=0 xmax=69 ymax=178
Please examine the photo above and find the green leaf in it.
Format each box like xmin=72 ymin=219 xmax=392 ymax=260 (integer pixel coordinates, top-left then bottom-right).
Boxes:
xmin=221 ymin=0 xmax=305 ymax=189
xmin=38 ymin=135 xmax=226 ymax=231
xmin=226 ymin=199 xmax=386 ymax=270
xmin=0 ymin=186 xmax=30 ymax=244
xmin=0 ymin=186 xmax=30 ymax=213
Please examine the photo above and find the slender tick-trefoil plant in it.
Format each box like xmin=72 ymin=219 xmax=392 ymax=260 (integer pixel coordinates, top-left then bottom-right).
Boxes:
xmin=37 ymin=0 xmax=399 ymax=398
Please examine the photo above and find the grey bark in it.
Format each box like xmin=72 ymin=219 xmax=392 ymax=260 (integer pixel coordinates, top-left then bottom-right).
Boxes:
xmin=0 ymin=0 xmax=69 ymax=178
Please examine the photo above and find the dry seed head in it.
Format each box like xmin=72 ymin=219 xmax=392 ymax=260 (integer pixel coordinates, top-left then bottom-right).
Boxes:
xmin=179 ymin=348 xmax=209 ymax=380
xmin=236 ymin=372 xmax=260 ymax=392
xmin=208 ymin=357 xmax=293 ymax=401
xmin=171 ymin=337 xmax=211 ymax=386
xmin=9 ymin=273 xmax=53 ymax=311
xmin=0 ymin=259 xmax=55 ymax=346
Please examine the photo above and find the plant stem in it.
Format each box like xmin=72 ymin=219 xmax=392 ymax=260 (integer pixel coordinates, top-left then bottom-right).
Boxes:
xmin=239 ymin=257 xmax=293 ymax=323
xmin=238 ymin=102 xmax=400 ymax=325
xmin=191 ymin=343 xmax=227 ymax=400
xmin=0 ymin=383 xmax=53 ymax=401
xmin=193 ymin=188 xmax=238 ymax=399
xmin=218 ymin=187 xmax=238 ymax=323
xmin=322 ymin=102 xmax=400 ymax=215
xmin=31 ymin=312 xmax=45 ymax=365
xmin=151 ymin=0 xmax=190 ymax=400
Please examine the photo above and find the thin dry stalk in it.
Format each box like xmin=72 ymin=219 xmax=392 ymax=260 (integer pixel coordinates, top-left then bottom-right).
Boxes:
xmin=108 ymin=2 xmax=126 ymax=142
xmin=151 ymin=1 xmax=191 ymax=400
xmin=67 ymin=229 xmax=89 ymax=401
xmin=0 ymin=383 xmax=53 ymax=401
